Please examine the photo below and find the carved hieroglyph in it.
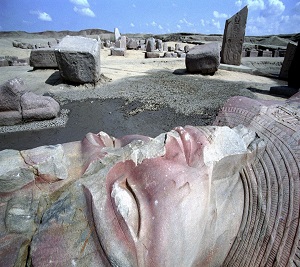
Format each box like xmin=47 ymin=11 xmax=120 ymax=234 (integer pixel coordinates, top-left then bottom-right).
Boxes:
xmin=220 ymin=6 xmax=248 ymax=66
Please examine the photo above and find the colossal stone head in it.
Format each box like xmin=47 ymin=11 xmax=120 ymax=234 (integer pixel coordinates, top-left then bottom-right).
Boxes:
xmin=1 ymin=93 xmax=300 ymax=267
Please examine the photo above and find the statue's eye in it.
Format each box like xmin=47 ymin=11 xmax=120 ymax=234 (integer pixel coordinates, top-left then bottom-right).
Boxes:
xmin=111 ymin=179 xmax=140 ymax=241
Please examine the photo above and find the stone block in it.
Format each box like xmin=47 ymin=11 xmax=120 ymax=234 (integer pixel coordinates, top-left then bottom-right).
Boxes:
xmin=55 ymin=36 xmax=101 ymax=84
xmin=0 ymin=78 xmax=24 ymax=112
xmin=145 ymin=52 xmax=160 ymax=58
xmin=163 ymin=42 xmax=168 ymax=52
xmin=0 ymin=59 xmax=9 ymax=67
xmin=248 ymin=50 xmax=258 ymax=57
xmin=30 ymin=49 xmax=58 ymax=69
xmin=111 ymin=48 xmax=125 ymax=56
xmin=146 ymin=37 xmax=156 ymax=52
xmin=127 ymin=39 xmax=138 ymax=49
xmin=221 ymin=6 xmax=248 ymax=65
xmin=185 ymin=43 xmax=220 ymax=74
xmin=114 ymin=27 xmax=121 ymax=41
xmin=184 ymin=45 xmax=190 ymax=53
xmin=156 ymin=39 xmax=163 ymax=52
xmin=279 ymin=43 xmax=297 ymax=80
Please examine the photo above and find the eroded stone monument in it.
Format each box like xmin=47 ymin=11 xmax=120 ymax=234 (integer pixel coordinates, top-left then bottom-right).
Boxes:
xmin=221 ymin=6 xmax=248 ymax=65
xmin=1 ymin=91 xmax=300 ymax=266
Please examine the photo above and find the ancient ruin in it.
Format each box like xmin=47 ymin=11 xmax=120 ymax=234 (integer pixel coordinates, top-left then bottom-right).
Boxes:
xmin=221 ymin=6 xmax=248 ymax=65
xmin=1 ymin=90 xmax=299 ymax=266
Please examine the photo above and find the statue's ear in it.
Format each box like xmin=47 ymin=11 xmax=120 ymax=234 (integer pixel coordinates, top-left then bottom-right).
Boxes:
xmin=203 ymin=125 xmax=265 ymax=180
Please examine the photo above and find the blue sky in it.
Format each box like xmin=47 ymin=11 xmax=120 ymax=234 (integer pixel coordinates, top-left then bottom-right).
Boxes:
xmin=0 ymin=0 xmax=299 ymax=35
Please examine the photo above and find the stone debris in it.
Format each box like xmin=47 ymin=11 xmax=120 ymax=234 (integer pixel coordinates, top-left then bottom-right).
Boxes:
xmin=185 ymin=42 xmax=220 ymax=74
xmin=0 ymin=78 xmax=60 ymax=126
xmin=221 ymin=6 xmax=248 ymax=65
xmin=54 ymin=36 xmax=101 ymax=83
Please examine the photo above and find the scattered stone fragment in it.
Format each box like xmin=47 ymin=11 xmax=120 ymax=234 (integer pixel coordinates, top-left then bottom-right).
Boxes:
xmin=54 ymin=36 xmax=101 ymax=84
xmin=220 ymin=6 xmax=248 ymax=65
xmin=186 ymin=42 xmax=220 ymax=74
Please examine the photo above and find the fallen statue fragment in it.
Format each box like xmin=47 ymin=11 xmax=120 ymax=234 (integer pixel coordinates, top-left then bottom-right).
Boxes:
xmin=0 ymin=78 xmax=60 ymax=126
xmin=0 ymin=91 xmax=299 ymax=266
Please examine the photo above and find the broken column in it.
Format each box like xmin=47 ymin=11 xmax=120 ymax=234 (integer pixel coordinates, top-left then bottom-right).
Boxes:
xmin=54 ymin=36 xmax=101 ymax=84
xmin=220 ymin=6 xmax=248 ymax=65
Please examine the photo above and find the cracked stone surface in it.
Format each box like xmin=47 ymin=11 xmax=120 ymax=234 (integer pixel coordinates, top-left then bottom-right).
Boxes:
xmin=0 ymin=92 xmax=300 ymax=266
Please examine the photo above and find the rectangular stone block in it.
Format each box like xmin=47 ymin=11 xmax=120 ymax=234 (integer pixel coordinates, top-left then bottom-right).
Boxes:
xmin=262 ymin=50 xmax=272 ymax=57
xmin=110 ymin=48 xmax=125 ymax=56
xmin=30 ymin=49 xmax=58 ymax=69
xmin=54 ymin=36 xmax=101 ymax=84
xmin=279 ymin=43 xmax=297 ymax=80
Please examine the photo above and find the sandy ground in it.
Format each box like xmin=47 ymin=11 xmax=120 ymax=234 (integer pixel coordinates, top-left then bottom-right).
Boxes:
xmin=0 ymin=37 xmax=290 ymax=150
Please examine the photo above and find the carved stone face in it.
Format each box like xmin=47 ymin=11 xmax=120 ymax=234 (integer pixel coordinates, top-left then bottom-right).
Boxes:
xmin=84 ymin=125 xmax=255 ymax=266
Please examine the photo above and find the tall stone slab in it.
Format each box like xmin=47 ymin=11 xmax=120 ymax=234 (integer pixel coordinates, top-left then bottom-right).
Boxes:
xmin=288 ymin=42 xmax=300 ymax=89
xmin=221 ymin=6 xmax=248 ymax=66
xmin=279 ymin=42 xmax=297 ymax=80
xmin=114 ymin=27 xmax=121 ymax=41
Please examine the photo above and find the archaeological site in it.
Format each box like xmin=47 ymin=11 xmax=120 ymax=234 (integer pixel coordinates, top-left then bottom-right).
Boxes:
xmin=0 ymin=4 xmax=300 ymax=267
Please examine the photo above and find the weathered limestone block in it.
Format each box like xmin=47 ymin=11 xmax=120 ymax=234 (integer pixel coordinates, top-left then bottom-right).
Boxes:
xmin=145 ymin=51 xmax=160 ymax=58
xmin=185 ymin=42 xmax=220 ymax=74
xmin=110 ymin=48 xmax=125 ymax=56
xmin=30 ymin=48 xmax=58 ymax=69
xmin=221 ymin=6 xmax=248 ymax=65
xmin=55 ymin=36 xmax=101 ymax=84
xmin=21 ymin=92 xmax=60 ymax=122
xmin=0 ymin=150 xmax=35 ymax=193
xmin=0 ymin=78 xmax=60 ymax=126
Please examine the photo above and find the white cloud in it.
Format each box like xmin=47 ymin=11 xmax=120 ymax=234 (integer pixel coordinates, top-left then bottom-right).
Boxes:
xmin=179 ymin=18 xmax=194 ymax=27
xmin=73 ymin=6 xmax=95 ymax=17
xmin=177 ymin=24 xmax=181 ymax=29
xmin=200 ymin=19 xmax=205 ymax=27
xmin=130 ymin=22 xmax=135 ymax=27
xmin=132 ymin=4 xmax=136 ymax=8
xmin=213 ymin=11 xmax=228 ymax=19
xmin=235 ymin=0 xmax=243 ymax=7
xmin=30 ymin=10 xmax=52 ymax=21
xmin=70 ymin=0 xmax=89 ymax=7
xmin=151 ymin=21 xmax=157 ymax=26
xmin=211 ymin=19 xmax=221 ymax=29
xmin=262 ymin=0 xmax=285 ymax=16
xmin=158 ymin=25 xmax=163 ymax=29
xmin=246 ymin=0 xmax=265 ymax=10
